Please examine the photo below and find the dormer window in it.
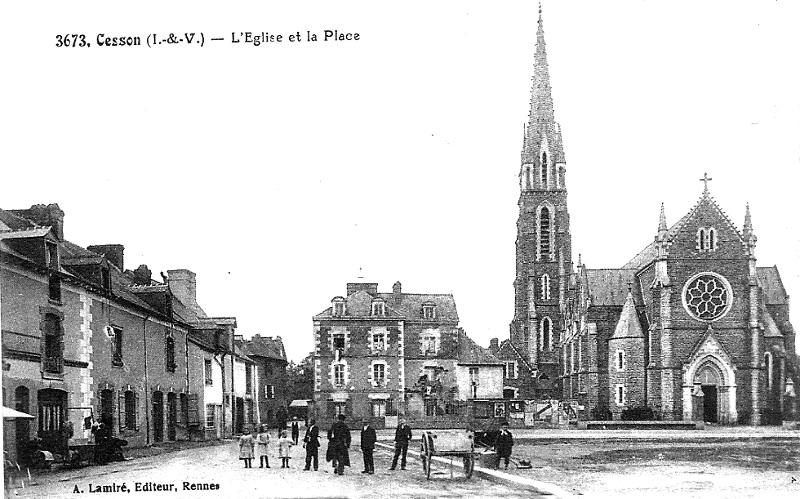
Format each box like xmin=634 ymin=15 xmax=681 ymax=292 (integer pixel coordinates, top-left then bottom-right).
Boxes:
xmin=332 ymin=297 xmax=346 ymax=317
xmin=46 ymin=242 xmax=59 ymax=270
xmin=422 ymin=303 xmax=436 ymax=320
xmin=371 ymin=300 xmax=385 ymax=316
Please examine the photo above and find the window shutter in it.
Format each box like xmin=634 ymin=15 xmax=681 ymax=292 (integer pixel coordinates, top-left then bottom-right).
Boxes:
xmin=134 ymin=392 xmax=140 ymax=431
xmin=187 ymin=394 xmax=200 ymax=426
xmin=118 ymin=393 xmax=126 ymax=432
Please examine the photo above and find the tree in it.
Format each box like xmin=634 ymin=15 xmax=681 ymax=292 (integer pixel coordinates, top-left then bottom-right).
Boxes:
xmin=286 ymin=353 xmax=314 ymax=400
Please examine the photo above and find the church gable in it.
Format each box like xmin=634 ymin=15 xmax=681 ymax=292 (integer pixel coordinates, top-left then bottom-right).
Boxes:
xmin=667 ymin=193 xmax=747 ymax=261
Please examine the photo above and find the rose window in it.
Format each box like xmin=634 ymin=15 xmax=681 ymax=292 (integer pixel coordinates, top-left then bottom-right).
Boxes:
xmin=684 ymin=274 xmax=730 ymax=321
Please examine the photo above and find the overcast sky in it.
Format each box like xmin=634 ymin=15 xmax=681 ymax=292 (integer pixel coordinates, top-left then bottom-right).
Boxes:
xmin=4 ymin=1 xmax=799 ymax=363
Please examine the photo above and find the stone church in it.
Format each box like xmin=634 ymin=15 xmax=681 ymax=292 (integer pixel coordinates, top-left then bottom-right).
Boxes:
xmin=501 ymin=9 xmax=797 ymax=424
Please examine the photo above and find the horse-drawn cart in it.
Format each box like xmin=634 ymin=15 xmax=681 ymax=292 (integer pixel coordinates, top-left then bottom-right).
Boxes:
xmin=419 ymin=429 xmax=476 ymax=479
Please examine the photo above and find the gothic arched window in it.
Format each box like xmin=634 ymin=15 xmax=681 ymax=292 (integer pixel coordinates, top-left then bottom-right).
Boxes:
xmin=540 ymin=274 xmax=551 ymax=300
xmin=540 ymin=317 xmax=552 ymax=351
xmin=540 ymin=152 xmax=548 ymax=188
xmin=539 ymin=206 xmax=551 ymax=260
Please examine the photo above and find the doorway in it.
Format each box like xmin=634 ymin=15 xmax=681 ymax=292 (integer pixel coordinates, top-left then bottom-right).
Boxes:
xmin=15 ymin=387 xmax=30 ymax=463
xmin=152 ymin=391 xmax=164 ymax=442
xmin=235 ymin=397 xmax=245 ymax=434
xmin=702 ymin=385 xmax=718 ymax=423
xmin=167 ymin=393 xmax=177 ymax=441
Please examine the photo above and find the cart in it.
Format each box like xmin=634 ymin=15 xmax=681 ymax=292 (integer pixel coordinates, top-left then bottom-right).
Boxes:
xmin=419 ymin=429 xmax=476 ymax=480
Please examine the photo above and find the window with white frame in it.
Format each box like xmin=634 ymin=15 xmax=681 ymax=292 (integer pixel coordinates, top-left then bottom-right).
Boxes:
xmin=333 ymin=363 xmax=346 ymax=388
xmin=422 ymin=303 xmax=436 ymax=319
xmin=469 ymin=367 xmax=479 ymax=398
xmin=615 ymin=384 xmax=626 ymax=406
xmin=371 ymin=400 xmax=386 ymax=417
xmin=371 ymin=300 xmax=385 ymax=316
xmin=266 ymin=385 xmax=275 ymax=399
xmin=421 ymin=331 xmax=439 ymax=355
xmin=205 ymin=404 xmax=216 ymax=429
xmin=503 ymin=361 xmax=517 ymax=380
xmin=616 ymin=350 xmax=626 ymax=371
xmin=371 ymin=330 xmax=386 ymax=353
xmin=373 ymin=363 xmax=386 ymax=387
xmin=333 ymin=299 xmax=345 ymax=316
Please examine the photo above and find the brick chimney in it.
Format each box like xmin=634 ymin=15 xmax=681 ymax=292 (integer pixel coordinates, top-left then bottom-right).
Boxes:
xmin=17 ymin=204 xmax=65 ymax=241
xmin=166 ymin=269 xmax=198 ymax=311
xmin=489 ymin=338 xmax=499 ymax=354
xmin=88 ymin=244 xmax=124 ymax=270
xmin=392 ymin=281 xmax=402 ymax=305
xmin=132 ymin=264 xmax=152 ymax=285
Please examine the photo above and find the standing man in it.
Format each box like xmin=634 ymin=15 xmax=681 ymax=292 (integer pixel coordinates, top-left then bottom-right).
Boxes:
xmin=291 ymin=418 xmax=300 ymax=445
xmin=303 ymin=419 xmax=320 ymax=471
xmin=327 ymin=414 xmax=351 ymax=475
xmin=493 ymin=421 xmax=514 ymax=470
xmin=389 ymin=419 xmax=412 ymax=470
xmin=360 ymin=419 xmax=376 ymax=474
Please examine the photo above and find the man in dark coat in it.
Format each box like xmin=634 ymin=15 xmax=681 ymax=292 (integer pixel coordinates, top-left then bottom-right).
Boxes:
xmin=291 ymin=418 xmax=300 ymax=445
xmin=302 ymin=419 xmax=320 ymax=471
xmin=327 ymin=414 xmax=351 ymax=475
xmin=493 ymin=421 xmax=514 ymax=469
xmin=359 ymin=420 xmax=377 ymax=474
xmin=390 ymin=419 xmax=412 ymax=470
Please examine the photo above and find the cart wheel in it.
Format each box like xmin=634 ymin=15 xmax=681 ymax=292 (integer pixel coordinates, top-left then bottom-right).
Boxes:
xmin=425 ymin=449 xmax=433 ymax=479
xmin=463 ymin=455 xmax=475 ymax=479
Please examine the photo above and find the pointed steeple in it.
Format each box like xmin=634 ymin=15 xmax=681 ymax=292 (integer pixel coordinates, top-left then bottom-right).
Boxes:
xmin=521 ymin=5 xmax=565 ymax=169
xmin=657 ymin=202 xmax=668 ymax=239
xmin=743 ymin=203 xmax=753 ymax=235
xmin=743 ymin=202 xmax=757 ymax=253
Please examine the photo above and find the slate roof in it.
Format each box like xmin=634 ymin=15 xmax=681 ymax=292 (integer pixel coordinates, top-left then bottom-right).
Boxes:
xmin=457 ymin=330 xmax=502 ymax=365
xmin=0 ymin=209 xmax=40 ymax=231
xmin=243 ymin=334 xmax=287 ymax=361
xmin=622 ymin=213 xmax=691 ymax=270
xmin=314 ymin=286 xmax=459 ymax=322
xmin=758 ymin=266 xmax=788 ymax=306
xmin=585 ymin=269 xmax=639 ymax=307
xmin=610 ymin=292 xmax=644 ymax=339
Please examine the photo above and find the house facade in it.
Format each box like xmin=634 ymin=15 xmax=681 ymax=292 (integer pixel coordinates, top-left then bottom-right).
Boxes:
xmin=242 ymin=334 xmax=288 ymax=428
xmin=1 ymin=204 xmax=240 ymax=465
xmin=312 ymin=281 xmax=507 ymax=428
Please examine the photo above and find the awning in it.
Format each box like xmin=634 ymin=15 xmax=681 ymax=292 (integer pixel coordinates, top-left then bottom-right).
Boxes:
xmin=2 ymin=406 xmax=34 ymax=419
xmin=289 ymin=399 xmax=311 ymax=408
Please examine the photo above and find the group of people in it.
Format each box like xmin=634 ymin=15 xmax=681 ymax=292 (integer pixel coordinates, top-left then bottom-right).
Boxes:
xmin=238 ymin=416 xmax=515 ymax=473
xmin=238 ymin=416 xmax=415 ymax=475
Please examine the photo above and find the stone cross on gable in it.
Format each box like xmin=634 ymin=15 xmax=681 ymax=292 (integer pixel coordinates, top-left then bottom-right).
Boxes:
xmin=699 ymin=173 xmax=713 ymax=192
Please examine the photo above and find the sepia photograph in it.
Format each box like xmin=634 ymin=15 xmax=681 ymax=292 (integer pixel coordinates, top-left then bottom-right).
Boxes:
xmin=2 ymin=1 xmax=799 ymax=497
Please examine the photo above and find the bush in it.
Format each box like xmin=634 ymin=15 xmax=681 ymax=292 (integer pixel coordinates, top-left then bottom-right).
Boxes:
xmin=621 ymin=405 xmax=656 ymax=421
xmin=590 ymin=406 xmax=612 ymax=421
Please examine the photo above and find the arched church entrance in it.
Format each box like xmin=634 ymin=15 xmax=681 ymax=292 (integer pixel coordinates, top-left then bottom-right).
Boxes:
xmin=695 ymin=362 xmax=723 ymax=422
xmin=683 ymin=352 xmax=737 ymax=424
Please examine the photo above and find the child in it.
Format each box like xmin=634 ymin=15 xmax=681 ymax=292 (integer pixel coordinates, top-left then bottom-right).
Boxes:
xmin=278 ymin=430 xmax=293 ymax=468
xmin=256 ymin=425 xmax=270 ymax=468
xmin=239 ymin=428 xmax=255 ymax=468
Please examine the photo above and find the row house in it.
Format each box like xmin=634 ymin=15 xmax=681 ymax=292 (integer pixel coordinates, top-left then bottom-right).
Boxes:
xmin=0 ymin=204 xmax=243 ymax=464
xmin=312 ymin=281 xmax=506 ymax=428
xmin=242 ymin=334 xmax=288 ymax=428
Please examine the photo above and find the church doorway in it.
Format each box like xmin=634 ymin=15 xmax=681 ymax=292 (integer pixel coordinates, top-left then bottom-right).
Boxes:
xmin=702 ymin=385 xmax=718 ymax=423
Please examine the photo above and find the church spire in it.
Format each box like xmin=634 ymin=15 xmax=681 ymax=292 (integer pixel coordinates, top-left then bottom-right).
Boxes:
xmin=522 ymin=4 xmax=565 ymax=171
xmin=657 ymin=203 xmax=668 ymax=239
xmin=743 ymin=203 xmax=757 ymax=253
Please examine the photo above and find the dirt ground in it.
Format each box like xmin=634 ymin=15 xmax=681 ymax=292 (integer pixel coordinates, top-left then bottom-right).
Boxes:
xmin=498 ymin=437 xmax=800 ymax=498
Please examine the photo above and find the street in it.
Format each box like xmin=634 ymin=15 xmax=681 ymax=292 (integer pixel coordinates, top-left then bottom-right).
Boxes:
xmin=7 ymin=439 xmax=546 ymax=499
xmin=8 ymin=428 xmax=800 ymax=498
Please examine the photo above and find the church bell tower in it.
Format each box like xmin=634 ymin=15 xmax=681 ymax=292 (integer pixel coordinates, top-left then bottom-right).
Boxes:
xmin=510 ymin=6 xmax=573 ymax=383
